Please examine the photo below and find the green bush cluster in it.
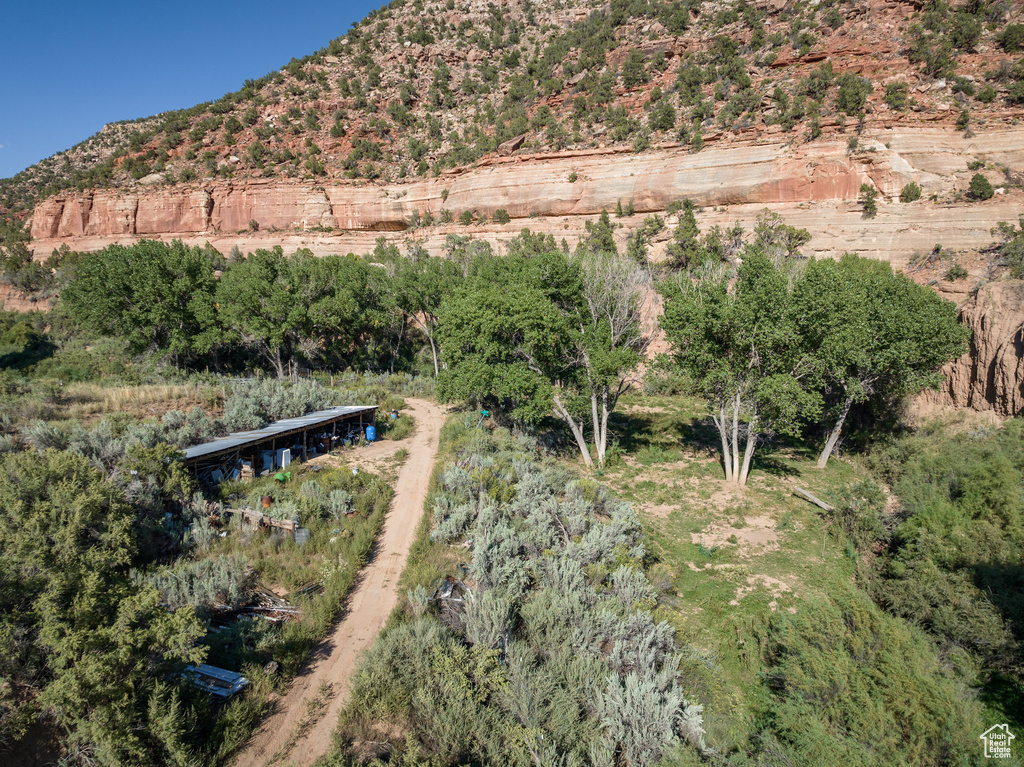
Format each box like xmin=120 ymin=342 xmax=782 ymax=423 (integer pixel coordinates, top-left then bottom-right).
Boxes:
xmin=19 ymin=405 xmax=217 ymax=468
xmin=222 ymin=378 xmax=334 ymax=430
xmin=757 ymin=586 xmax=985 ymax=765
xmin=867 ymin=422 xmax=1024 ymax=670
xmin=968 ymin=172 xmax=994 ymax=201
xmin=0 ymin=449 xmax=207 ymax=764
xmin=900 ymin=180 xmax=923 ymax=203
xmin=991 ymin=216 xmax=1024 ymax=278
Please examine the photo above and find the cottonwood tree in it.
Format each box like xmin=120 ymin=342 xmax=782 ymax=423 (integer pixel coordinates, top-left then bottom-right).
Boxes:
xmin=217 ymin=247 xmax=374 ymax=377
xmin=792 ymin=254 xmax=968 ymax=467
xmin=396 ymin=247 xmax=464 ymax=376
xmin=437 ymin=240 xmax=651 ymax=468
xmin=660 ymin=251 xmax=816 ymax=486
xmin=61 ymin=239 xmax=223 ymax=365
xmin=576 ymin=248 xmax=653 ymax=467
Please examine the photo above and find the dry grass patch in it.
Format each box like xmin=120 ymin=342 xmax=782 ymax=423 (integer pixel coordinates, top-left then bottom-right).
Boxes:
xmin=60 ymin=383 xmax=220 ymax=420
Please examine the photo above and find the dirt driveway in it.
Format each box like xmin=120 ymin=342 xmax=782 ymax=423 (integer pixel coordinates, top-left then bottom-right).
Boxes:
xmin=232 ymin=397 xmax=446 ymax=767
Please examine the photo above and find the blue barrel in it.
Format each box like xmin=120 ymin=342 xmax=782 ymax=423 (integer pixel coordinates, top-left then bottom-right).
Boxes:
xmin=366 ymin=425 xmax=376 ymax=442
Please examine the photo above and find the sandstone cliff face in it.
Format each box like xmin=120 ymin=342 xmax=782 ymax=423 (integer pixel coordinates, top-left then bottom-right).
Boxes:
xmin=925 ymin=281 xmax=1024 ymax=416
xmin=28 ymin=127 xmax=1024 ymax=269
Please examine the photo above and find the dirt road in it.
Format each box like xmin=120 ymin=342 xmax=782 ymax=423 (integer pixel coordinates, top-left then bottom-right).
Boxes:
xmin=232 ymin=397 xmax=446 ymax=767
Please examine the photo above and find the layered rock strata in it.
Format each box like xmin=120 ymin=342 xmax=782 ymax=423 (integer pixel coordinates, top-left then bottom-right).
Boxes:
xmin=29 ymin=127 xmax=1024 ymax=269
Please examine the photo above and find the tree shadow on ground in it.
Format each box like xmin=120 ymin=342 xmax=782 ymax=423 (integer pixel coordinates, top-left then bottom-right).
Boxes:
xmin=750 ymin=451 xmax=802 ymax=479
xmin=608 ymin=411 xmax=721 ymax=457
xmin=978 ymin=671 xmax=1024 ymax=731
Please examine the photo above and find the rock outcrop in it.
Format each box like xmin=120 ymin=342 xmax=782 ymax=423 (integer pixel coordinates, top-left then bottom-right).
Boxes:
xmin=27 ymin=127 xmax=1024 ymax=269
xmin=0 ymin=285 xmax=44 ymax=313
xmin=925 ymin=281 xmax=1024 ymax=416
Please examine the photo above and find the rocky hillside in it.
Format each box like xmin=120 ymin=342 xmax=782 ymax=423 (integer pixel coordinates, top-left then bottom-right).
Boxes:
xmin=4 ymin=0 xmax=1024 ymax=216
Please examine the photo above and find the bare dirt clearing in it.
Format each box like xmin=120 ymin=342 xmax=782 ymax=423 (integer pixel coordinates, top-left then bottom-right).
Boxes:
xmin=691 ymin=514 xmax=780 ymax=557
xmin=306 ymin=428 xmax=412 ymax=477
xmin=232 ymin=398 xmax=446 ymax=767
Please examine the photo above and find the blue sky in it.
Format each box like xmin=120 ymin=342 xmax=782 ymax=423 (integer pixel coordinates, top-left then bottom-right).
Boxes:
xmin=0 ymin=1 xmax=383 ymax=179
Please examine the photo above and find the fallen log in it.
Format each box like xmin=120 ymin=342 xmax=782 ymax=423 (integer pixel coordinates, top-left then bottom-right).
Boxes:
xmin=794 ymin=486 xmax=834 ymax=513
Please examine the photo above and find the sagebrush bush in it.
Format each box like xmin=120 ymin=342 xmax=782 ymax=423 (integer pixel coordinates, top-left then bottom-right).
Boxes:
xmin=138 ymin=553 xmax=254 ymax=615
xmin=222 ymin=378 xmax=333 ymax=430
xmin=340 ymin=424 xmax=703 ymax=765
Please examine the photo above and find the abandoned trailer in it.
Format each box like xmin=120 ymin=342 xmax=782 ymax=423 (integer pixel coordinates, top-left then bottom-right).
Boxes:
xmin=182 ymin=405 xmax=377 ymax=483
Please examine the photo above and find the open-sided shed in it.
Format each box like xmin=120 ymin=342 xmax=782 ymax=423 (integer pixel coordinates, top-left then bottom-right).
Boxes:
xmin=182 ymin=405 xmax=376 ymax=483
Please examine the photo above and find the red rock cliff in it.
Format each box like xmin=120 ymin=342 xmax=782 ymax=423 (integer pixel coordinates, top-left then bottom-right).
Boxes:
xmin=27 ymin=127 xmax=1024 ymax=269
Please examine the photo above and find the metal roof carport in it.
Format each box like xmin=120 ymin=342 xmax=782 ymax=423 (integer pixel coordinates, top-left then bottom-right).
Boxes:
xmin=182 ymin=405 xmax=377 ymax=481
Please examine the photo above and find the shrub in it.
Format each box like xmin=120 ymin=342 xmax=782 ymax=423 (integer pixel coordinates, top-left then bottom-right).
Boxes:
xmin=949 ymin=12 xmax=981 ymax=52
xmin=222 ymin=379 xmax=333 ymax=431
xmin=339 ymin=426 xmax=702 ymax=764
xmin=621 ymin=49 xmax=650 ymax=88
xmin=386 ymin=413 xmax=415 ymax=441
xmin=304 ymin=154 xmax=326 ymax=176
xmin=835 ymin=73 xmax=872 ymax=116
xmin=632 ymin=129 xmax=651 ymax=152
xmin=944 ymin=261 xmax=968 ymax=281
xmin=806 ymin=112 xmax=822 ymax=141
xmin=992 ymin=218 xmax=1024 ymax=278
xmin=140 ymin=554 xmax=253 ymax=616
xmin=492 ymin=208 xmax=511 ymax=224
xmin=998 ymin=23 xmax=1024 ymax=53
xmin=967 ymin=173 xmax=994 ymax=201
xmin=900 ymin=181 xmax=922 ymax=203
xmin=955 ymin=109 xmax=970 ymax=131
xmin=859 ymin=183 xmax=878 ymax=218
xmin=908 ymin=30 xmax=957 ymax=78
xmin=977 ymin=84 xmax=996 ymax=103
xmin=757 ymin=587 xmax=984 ymax=765
xmin=829 ymin=480 xmax=887 ymax=551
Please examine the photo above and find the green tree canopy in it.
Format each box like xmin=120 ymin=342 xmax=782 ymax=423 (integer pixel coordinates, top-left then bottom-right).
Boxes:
xmin=217 ymin=247 xmax=375 ymax=376
xmin=394 ymin=245 xmax=465 ymax=375
xmin=437 ymin=238 xmax=651 ymax=467
xmin=60 ymin=239 xmax=224 ymax=364
xmin=0 ymin=449 xmax=205 ymax=764
xmin=792 ymin=254 xmax=969 ymax=467
xmin=660 ymin=251 xmax=816 ymax=485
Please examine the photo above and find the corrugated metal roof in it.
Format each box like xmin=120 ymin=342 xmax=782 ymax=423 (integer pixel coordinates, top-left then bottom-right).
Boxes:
xmin=183 ymin=405 xmax=376 ymax=461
